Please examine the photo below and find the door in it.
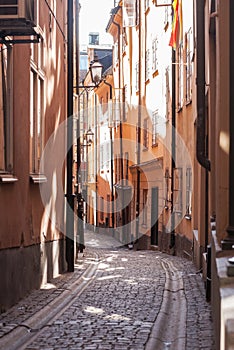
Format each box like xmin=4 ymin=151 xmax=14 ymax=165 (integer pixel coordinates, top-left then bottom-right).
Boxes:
xmin=151 ymin=187 xmax=158 ymax=245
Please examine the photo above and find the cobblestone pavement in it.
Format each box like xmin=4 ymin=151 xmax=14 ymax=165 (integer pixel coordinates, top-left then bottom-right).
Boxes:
xmin=0 ymin=231 xmax=215 ymax=350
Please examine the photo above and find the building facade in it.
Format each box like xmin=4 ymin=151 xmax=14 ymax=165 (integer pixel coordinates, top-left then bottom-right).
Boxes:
xmin=0 ymin=0 xmax=68 ymax=311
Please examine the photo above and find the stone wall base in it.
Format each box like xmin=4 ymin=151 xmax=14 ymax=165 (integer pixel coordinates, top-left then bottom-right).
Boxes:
xmin=0 ymin=239 xmax=66 ymax=313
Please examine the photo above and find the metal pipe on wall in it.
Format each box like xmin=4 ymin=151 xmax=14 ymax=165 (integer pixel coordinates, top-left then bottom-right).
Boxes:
xmin=196 ymin=0 xmax=211 ymax=171
xmin=66 ymin=0 xmax=74 ymax=272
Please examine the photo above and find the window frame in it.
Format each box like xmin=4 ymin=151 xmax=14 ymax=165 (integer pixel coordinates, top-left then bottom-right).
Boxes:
xmin=185 ymin=28 xmax=193 ymax=104
xmin=142 ymin=188 xmax=148 ymax=226
xmin=173 ymin=167 xmax=183 ymax=216
xmin=143 ymin=118 xmax=149 ymax=150
xmin=177 ymin=43 xmax=184 ymax=110
xmin=152 ymin=37 xmax=158 ymax=75
xmin=0 ymin=45 xmax=15 ymax=182
xmin=145 ymin=48 xmax=151 ymax=82
xmin=152 ymin=109 xmax=159 ymax=146
xmin=30 ymin=39 xmax=45 ymax=179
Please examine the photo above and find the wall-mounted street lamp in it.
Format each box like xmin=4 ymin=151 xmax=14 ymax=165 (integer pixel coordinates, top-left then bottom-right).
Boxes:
xmin=89 ymin=59 xmax=103 ymax=85
xmin=85 ymin=127 xmax=94 ymax=144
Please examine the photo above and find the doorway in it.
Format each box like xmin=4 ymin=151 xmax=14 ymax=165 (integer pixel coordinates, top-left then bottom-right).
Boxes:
xmin=151 ymin=187 xmax=158 ymax=246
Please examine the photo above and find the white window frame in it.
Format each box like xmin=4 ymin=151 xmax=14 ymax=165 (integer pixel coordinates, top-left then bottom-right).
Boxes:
xmin=152 ymin=109 xmax=159 ymax=146
xmin=165 ymin=67 xmax=170 ymax=121
xmin=152 ymin=37 xmax=158 ymax=73
xmin=177 ymin=44 xmax=183 ymax=110
xmin=143 ymin=118 xmax=149 ymax=150
xmin=173 ymin=167 xmax=183 ymax=215
xmin=185 ymin=28 xmax=193 ymax=104
xmin=135 ymin=61 xmax=139 ymax=91
xmin=30 ymin=40 xmax=45 ymax=175
xmin=145 ymin=49 xmax=151 ymax=81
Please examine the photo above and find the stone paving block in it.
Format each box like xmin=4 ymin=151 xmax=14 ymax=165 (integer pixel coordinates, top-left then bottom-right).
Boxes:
xmin=0 ymin=246 xmax=215 ymax=350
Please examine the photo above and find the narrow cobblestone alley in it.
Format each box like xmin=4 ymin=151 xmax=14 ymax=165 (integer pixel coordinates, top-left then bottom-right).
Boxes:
xmin=0 ymin=232 xmax=215 ymax=350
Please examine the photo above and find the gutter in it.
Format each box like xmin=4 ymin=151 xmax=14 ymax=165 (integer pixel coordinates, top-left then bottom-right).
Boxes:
xmin=196 ymin=0 xmax=211 ymax=171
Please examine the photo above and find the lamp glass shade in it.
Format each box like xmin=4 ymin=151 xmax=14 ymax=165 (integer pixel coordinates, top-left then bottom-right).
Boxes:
xmin=90 ymin=61 xmax=103 ymax=85
xmin=86 ymin=127 xmax=94 ymax=144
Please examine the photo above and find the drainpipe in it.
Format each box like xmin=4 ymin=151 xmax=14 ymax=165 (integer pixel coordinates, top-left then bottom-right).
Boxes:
xmin=103 ymin=80 xmax=115 ymax=228
xmin=95 ymin=93 xmax=98 ymax=232
xmin=112 ymin=17 xmax=126 ymax=232
xmin=170 ymin=46 xmax=176 ymax=250
xmin=136 ymin=2 xmax=142 ymax=242
xmin=75 ymin=0 xmax=84 ymax=256
xmin=66 ymin=0 xmax=74 ymax=272
xmin=196 ymin=0 xmax=211 ymax=171
xmin=222 ymin=0 xmax=234 ymax=250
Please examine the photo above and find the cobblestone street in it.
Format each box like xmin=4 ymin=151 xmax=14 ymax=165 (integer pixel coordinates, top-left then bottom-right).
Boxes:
xmin=0 ymin=231 xmax=215 ymax=350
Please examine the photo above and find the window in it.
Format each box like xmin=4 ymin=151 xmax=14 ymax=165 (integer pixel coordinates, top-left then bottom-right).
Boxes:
xmin=124 ymin=152 xmax=129 ymax=181
xmin=145 ymin=0 xmax=150 ymax=11
xmin=100 ymin=144 xmax=104 ymax=169
xmin=152 ymin=110 xmax=159 ymax=146
xmin=185 ymin=167 xmax=192 ymax=218
xmin=145 ymin=49 xmax=150 ymax=81
xmin=185 ymin=28 xmax=193 ymax=104
xmin=122 ymin=28 xmax=128 ymax=53
xmin=177 ymin=44 xmax=183 ymax=110
xmin=164 ymin=168 xmax=170 ymax=209
xmin=114 ymin=42 xmax=119 ymax=66
xmin=142 ymin=189 xmax=148 ymax=226
xmin=165 ymin=67 xmax=170 ymax=121
xmin=0 ymin=45 xmax=13 ymax=176
xmin=30 ymin=40 xmax=45 ymax=175
xmin=100 ymin=196 xmax=104 ymax=221
xmin=173 ymin=168 xmax=183 ymax=215
xmin=136 ymin=0 xmax=140 ymax=26
xmin=89 ymin=33 xmax=99 ymax=45
xmin=123 ymin=0 xmax=136 ymax=27
xmin=152 ymin=37 xmax=158 ymax=73
xmin=123 ymin=85 xmax=127 ymax=122
xmin=164 ymin=6 xmax=169 ymax=30
xmin=135 ymin=61 xmax=139 ymax=91
xmin=143 ymin=118 xmax=148 ymax=150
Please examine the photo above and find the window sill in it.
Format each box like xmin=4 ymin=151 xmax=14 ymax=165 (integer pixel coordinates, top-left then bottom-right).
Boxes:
xmin=0 ymin=174 xmax=18 ymax=183
xmin=145 ymin=7 xmax=150 ymax=15
xmin=185 ymin=99 xmax=192 ymax=106
xmin=30 ymin=174 xmax=47 ymax=184
xmin=152 ymin=70 xmax=159 ymax=78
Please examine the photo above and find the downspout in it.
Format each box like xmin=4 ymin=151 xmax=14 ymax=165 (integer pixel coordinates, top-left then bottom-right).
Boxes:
xmin=103 ymin=80 xmax=115 ymax=228
xmin=196 ymin=0 xmax=211 ymax=171
xmin=170 ymin=46 xmax=176 ymax=249
xmin=222 ymin=0 xmax=234 ymax=250
xmin=66 ymin=0 xmax=74 ymax=272
xmin=136 ymin=2 xmax=142 ymax=241
xmin=112 ymin=16 xmax=126 ymax=231
xmin=75 ymin=0 xmax=84 ymax=255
